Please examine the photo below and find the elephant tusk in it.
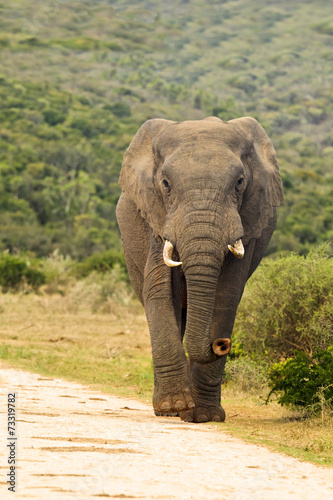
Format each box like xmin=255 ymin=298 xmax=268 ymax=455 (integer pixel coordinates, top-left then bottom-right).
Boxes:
xmin=228 ymin=239 xmax=245 ymax=259
xmin=163 ymin=240 xmax=182 ymax=267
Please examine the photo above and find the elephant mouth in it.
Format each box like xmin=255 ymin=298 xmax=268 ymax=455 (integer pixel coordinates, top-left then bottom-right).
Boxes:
xmin=163 ymin=238 xmax=245 ymax=267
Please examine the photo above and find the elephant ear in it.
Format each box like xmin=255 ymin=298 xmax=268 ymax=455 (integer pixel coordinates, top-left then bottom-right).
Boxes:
xmin=229 ymin=117 xmax=284 ymax=245
xmin=119 ymin=118 xmax=174 ymax=237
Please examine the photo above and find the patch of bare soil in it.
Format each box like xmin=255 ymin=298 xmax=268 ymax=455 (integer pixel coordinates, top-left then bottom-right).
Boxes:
xmin=1 ymin=367 xmax=332 ymax=500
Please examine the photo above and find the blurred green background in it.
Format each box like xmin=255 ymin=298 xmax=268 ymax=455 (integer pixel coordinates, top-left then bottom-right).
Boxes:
xmin=0 ymin=0 xmax=332 ymax=260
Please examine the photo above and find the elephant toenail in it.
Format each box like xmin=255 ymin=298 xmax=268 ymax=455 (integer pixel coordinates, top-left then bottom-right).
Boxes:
xmin=175 ymin=400 xmax=186 ymax=410
xmin=197 ymin=414 xmax=209 ymax=423
xmin=161 ymin=402 xmax=171 ymax=411
xmin=188 ymin=401 xmax=195 ymax=408
xmin=212 ymin=415 xmax=222 ymax=422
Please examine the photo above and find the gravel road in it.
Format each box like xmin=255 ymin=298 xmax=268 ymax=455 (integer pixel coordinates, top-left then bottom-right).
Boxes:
xmin=1 ymin=367 xmax=332 ymax=500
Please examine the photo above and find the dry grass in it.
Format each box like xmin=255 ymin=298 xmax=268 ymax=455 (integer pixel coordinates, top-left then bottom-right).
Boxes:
xmin=0 ymin=292 xmax=153 ymax=400
xmin=0 ymin=292 xmax=332 ymax=467
xmin=219 ymin=386 xmax=333 ymax=467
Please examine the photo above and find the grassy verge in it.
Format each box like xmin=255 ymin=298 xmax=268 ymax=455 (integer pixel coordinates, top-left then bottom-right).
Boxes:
xmin=0 ymin=292 xmax=332 ymax=467
xmin=216 ymin=391 xmax=333 ymax=467
xmin=0 ymin=292 xmax=154 ymax=400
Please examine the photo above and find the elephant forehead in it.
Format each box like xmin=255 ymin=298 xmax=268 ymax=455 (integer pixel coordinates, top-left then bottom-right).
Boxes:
xmin=156 ymin=122 xmax=245 ymax=158
xmin=160 ymin=120 xmax=241 ymax=145
xmin=162 ymin=146 xmax=242 ymax=177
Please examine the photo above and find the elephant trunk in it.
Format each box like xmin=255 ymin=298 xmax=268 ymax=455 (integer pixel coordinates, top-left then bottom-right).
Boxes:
xmin=164 ymin=200 xmax=244 ymax=364
xmin=180 ymin=235 xmax=230 ymax=364
xmin=184 ymin=270 xmax=221 ymax=364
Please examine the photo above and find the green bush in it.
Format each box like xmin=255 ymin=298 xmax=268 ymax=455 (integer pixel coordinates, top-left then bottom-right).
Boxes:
xmin=224 ymin=357 xmax=268 ymax=394
xmin=63 ymin=265 xmax=132 ymax=313
xmin=43 ymin=109 xmax=67 ymax=126
xmin=40 ymin=252 xmax=74 ymax=294
xmin=266 ymin=348 xmax=333 ymax=415
xmin=235 ymin=244 xmax=333 ymax=361
xmin=106 ymin=102 xmax=131 ymax=118
xmin=74 ymin=250 xmax=128 ymax=278
xmin=0 ymin=254 xmax=46 ymax=292
xmin=24 ymin=267 xmax=46 ymax=289
xmin=0 ymin=254 xmax=25 ymax=290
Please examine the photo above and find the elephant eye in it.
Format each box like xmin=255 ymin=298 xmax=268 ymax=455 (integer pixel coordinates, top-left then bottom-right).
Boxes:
xmin=236 ymin=177 xmax=244 ymax=192
xmin=162 ymin=179 xmax=171 ymax=193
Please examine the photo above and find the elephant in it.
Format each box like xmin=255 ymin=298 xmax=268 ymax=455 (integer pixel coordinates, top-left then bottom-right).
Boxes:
xmin=116 ymin=116 xmax=284 ymax=423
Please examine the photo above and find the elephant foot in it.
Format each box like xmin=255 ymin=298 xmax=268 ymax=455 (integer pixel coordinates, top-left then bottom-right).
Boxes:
xmin=153 ymin=386 xmax=195 ymax=417
xmin=179 ymin=405 xmax=226 ymax=423
xmin=154 ymin=409 xmax=179 ymax=417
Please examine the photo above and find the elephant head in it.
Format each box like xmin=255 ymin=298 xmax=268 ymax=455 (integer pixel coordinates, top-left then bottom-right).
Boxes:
xmin=119 ymin=117 xmax=284 ymax=363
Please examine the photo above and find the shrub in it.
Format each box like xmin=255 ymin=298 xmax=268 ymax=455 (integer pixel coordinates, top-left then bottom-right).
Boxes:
xmin=235 ymin=244 xmax=333 ymax=361
xmin=24 ymin=267 xmax=46 ymax=289
xmin=0 ymin=253 xmax=46 ymax=292
xmin=43 ymin=109 xmax=66 ymax=126
xmin=74 ymin=250 xmax=128 ymax=278
xmin=266 ymin=348 xmax=333 ymax=415
xmin=70 ymin=117 xmax=95 ymax=138
xmin=106 ymin=102 xmax=131 ymax=118
xmin=0 ymin=254 xmax=26 ymax=291
xmin=224 ymin=357 xmax=268 ymax=394
xmin=63 ymin=265 xmax=132 ymax=313
xmin=38 ymin=251 xmax=75 ymax=294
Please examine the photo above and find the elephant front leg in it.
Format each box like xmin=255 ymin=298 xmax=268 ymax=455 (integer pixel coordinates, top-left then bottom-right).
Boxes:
xmin=180 ymin=359 xmax=227 ymax=423
xmin=180 ymin=289 xmax=235 ymax=423
xmin=182 ymin=245 xmax=257 ymax=423
xmin=183 ymin=292 xmax=237 ymax=422
xmin=143 ymin=236 xmax=194 ymax=416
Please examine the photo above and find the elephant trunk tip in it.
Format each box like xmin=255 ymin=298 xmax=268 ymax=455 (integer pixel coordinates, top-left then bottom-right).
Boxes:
xmin=212 ymin=338 xmax=231 ymax=357
xmin=185 ymin=338 xmax=231 ymax=364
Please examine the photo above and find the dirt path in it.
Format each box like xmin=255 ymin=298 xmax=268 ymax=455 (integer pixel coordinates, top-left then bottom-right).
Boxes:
xmin=1 ymin=367 xmax=332 ymax=500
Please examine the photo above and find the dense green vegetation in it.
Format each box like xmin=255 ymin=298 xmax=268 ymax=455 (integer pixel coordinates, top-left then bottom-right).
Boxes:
xmin=231 ymin=244 xmax=333 ymax=413
xmin=235 ymin=245 xmax=333 ymax=361
xmin=0 ymin=0 xmax=332 ymax=258
xmin=0 ymin=78 xmax=133 ymax=257
xmin=0 ymin=252 xmax=45 ymax=291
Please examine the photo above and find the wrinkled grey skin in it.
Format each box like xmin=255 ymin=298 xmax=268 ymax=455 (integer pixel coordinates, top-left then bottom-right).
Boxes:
xmin=116 ymin=116 xmax=283 ymax=423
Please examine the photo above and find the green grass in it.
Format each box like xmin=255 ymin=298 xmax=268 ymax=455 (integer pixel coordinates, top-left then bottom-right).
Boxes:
xmin=0 ymin=343 xmax=154 ymax=399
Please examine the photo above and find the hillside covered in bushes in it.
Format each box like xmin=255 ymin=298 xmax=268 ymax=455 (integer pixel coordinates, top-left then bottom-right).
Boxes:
xmin=0 ymin=0 xmax=332 ymax=258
